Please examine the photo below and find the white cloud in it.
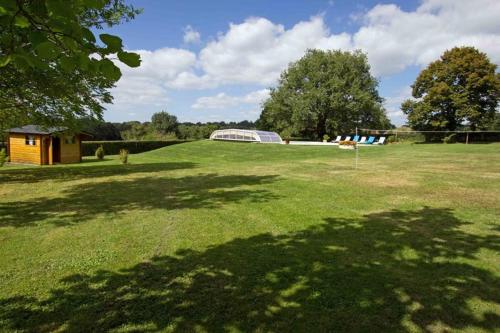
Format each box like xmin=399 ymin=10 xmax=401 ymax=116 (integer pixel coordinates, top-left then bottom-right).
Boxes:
xmin=192 ymin=89 xmax=270 ymax=109
xmin=198 ymin=16 xmax=352 ymax=86
xmin=118 ymin=48 xmax=197 ymax=82
xmin=195 ymin=0 xmax=500 ymax=83
xmin=353 ymin=0 xmax=500 ymax=75
xmin=383 ymin=86 xmax=413 ymax=125
xmin=116 ymin=1 xmax=500 ymax=92
xmin=107 ymin=0 xmax=500 ymax=122
xmin=183 ymin=25 xmax=201 ymax=44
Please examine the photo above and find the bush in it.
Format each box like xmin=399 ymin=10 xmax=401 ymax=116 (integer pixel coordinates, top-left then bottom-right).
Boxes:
xmin=280 ymin=129 xmax=293 ymax=140
xmin=323 ymin=134 xmax=330 ymax=142
xmin=443 ymin=133 xmax=457 ymax=144
xmin=95 ymin=145 xmax=105 ymax=160
xmin=0 ymin=148 xmax=6 ymax=167
xmin=119 ymin=149 xmax=129 ymax=164
xmin=82 ymin=140 xmax=190 ymax=156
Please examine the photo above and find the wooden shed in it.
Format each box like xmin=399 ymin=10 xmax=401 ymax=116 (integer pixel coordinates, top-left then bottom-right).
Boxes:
xmin=6 ymin=125 xmax=91 ymax=165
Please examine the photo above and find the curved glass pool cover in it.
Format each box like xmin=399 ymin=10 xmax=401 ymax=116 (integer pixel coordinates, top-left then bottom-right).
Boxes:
xmin=210 ymin=129 xmax=283 ymax=144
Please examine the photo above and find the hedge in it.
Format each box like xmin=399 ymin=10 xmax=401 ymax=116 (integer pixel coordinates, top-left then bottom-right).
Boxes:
xmin=81 ymin=140 xmax=191 ymax=156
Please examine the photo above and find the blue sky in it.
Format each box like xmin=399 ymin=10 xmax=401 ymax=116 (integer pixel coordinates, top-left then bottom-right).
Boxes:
xmin=101 ymin=0 xmax=500 ymax=126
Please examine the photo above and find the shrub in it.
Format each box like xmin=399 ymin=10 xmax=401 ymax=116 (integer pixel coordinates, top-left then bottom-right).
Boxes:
xmin=82 ymin=140 xmax=190 ymax=156
xmin=95 ymin=145 xmax=105 ymax=160
xmin=280 ymin=128 xmax=293 ymax=140
xmin=323 ymin=134 xmax=330 ymax=142
xmin=119 ymin=149 xmax=129 ymax=164
xmin=0 ymin=148 xmax=6 ymax=167
xmin=443 ymin=133 xmax=457 ymax=144
xmin=339 ymin=140 xmax=357 ymax=146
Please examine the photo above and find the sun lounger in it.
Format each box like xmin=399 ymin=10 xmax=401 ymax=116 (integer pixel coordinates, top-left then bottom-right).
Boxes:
xmin=373 ymin=136 xmax=386 ymax=145
xmin=352 ymin=135 xmax=360 ymax=142
xmin=364 ymin=136 xmax=376 ymax=144
xmin=344 ymin=136 xmax=351 ymax=141
xmin=332 ymin=135 xmax=342 ymax=143
xmin=359 ymin=136 xmax=367 ymax=143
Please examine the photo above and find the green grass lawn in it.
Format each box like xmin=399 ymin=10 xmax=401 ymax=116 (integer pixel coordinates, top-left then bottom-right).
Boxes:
xmin=0 ymin=141 xmax=499 ymax=332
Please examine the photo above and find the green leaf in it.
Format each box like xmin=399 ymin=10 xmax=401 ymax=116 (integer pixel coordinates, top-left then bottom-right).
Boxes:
xmin=77 ymin=53 xmax=90 ymax=70
xmin=0 ymin=6 xmax=8 ymax=16
xmin=60 ymin=56 xmax=77 ymax=72
xmin=46 ymin=0 xmax=73 ymax=17
xmin=83 ymin=0 xmax=106 ymax=9
xmin=0 ymin=1 xmax=16 ymax=12
xmin=36 ymin=41 xmax=58 ymax=60
xmin=117 ymin=51 xmax=141 ymax=67
xmin=99 ymin=58 xmax=122 ymax=81
xmin=14 ymin=15 xmax=30 ymax=28
xmin=29 ymin=31 xmax=47 ymax=47
xmin=0 ymin=55 xmax=11 ymax=67
xmin=99 ymin=34 xmax=122 ymax=53
xmin=82 ymin=28 xmax=96 ymax=43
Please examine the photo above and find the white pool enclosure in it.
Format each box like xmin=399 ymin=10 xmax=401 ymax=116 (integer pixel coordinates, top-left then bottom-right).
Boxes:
xmin=210 ymin=129 xmax=283 ymax=144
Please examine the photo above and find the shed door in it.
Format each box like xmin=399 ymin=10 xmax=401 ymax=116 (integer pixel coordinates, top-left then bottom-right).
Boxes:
xmin=52 ymin=137 xmax=61 ymax=163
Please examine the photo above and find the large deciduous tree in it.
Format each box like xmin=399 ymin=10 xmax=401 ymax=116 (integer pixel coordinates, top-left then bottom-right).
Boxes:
xmin=401 ymin=47 xmax=500 ymax=131
xmin=151 ymin=111 xmax=178 ymax=135
xmin=257 ymin=49 xmax=391 ymax=139
xmin=0 ymin=0 xmax=142 ymax=131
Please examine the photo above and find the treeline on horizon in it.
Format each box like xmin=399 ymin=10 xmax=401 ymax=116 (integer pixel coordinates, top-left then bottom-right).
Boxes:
xmin=79 ymin=117 xmax=258 ymax=141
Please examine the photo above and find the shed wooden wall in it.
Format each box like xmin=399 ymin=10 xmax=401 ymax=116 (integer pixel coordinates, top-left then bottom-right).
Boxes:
xmin=60 ymin=135 xmax=82 ymax=164
xmin=8 ymin=134 xmax=42 ymax=165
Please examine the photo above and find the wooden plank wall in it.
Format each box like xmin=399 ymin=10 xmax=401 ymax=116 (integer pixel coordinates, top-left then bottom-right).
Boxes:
xmin=60 ymin=135 xmax=82 ymax=164
xmin=8 ymin=134 xmax=42 ymax=165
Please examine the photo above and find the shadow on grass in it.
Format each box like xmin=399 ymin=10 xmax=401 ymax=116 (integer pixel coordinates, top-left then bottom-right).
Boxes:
xmin=0 ymin=173 xmax=280 ymax=227
xmin=1 ymin=207 xmax=498 ymax=332
xmin=0 ymin=162 xmax=197 ymax=184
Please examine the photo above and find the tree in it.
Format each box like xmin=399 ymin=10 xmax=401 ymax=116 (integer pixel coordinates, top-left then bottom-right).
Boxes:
xmin=257 ymin=49 xmax=391 ymax=139
xmin=490 ymin=112 xmax=500 ymax=131
xmin=0 ymin=0 xmax=142 ymax=129
xmin=151 ymin=111 xmax=178 ymax=135
xmin=402 ymin=47 xmax=500 ymax=132
xmin=78 ymin=117 xmax=122 ymax=140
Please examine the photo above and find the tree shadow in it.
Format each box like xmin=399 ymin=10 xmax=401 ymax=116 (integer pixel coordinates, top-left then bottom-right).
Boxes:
xmin=1 ymin=207 xmax=498 ymax=332
xmin=0 ymin=173 xmax=280 ymax=228
xmin=0 ymin=162 xmax=197 ymax=184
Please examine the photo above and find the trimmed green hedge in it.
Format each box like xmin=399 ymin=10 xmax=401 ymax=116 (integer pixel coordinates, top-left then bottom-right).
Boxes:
xmin=82 ymin=140 xmax=191 ymax=156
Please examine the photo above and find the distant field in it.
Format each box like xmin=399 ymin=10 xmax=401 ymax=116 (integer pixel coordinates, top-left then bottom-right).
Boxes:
xmin=0 ymin=141 xmax=499 ymax=332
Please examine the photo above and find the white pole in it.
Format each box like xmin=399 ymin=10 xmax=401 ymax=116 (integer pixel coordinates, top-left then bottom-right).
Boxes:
xmin=355 ymin=126 xmax=358 ymax=170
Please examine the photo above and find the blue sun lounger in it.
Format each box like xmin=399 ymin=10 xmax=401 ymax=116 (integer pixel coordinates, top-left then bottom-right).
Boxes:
xmin=352 ymin=135 xmax=360 ymax=142
xmin=365 ymin=136 xmax=376 ymax=144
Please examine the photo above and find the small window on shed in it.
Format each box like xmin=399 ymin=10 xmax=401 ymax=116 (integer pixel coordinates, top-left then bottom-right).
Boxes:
xmin=64 ymin=136 xmax=76 ymax=144
xmin=25 ymin=135 xmax=36 ymax=146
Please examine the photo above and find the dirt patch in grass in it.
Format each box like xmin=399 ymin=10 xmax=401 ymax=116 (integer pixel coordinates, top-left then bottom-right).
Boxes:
xmin=358 ymin=173 xmax=419 ymax=188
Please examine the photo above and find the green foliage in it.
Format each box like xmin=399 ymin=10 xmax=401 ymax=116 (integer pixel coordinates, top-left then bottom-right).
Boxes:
xmin=119 ymin=149 xmax=128 ymax=164
xmin=78 ymin=118 xmax=122 ymax=140
xmin=95 ymin=145 xmax=105 ymax=160
xmin=442 ymin=134 xmax=457 ymax=144
xmin=175 ymin=121 xmax=257 ymax=140
xmin=151 ymin=111 xmax=178 ymax=135
xmin=176 ymin=124 xmax=218 ymax=140
xmin=323 ymin=134 xmax=330 ymax=142
xmin=0 ymin=148 xmax=6 ymax=167
xmin=0 ymin=0 xmax=142 ymax=129
xmin=258 ymin=49 xmax=392 ymax=140
xmin=280 ymin=128 xmax=293 ymax=140
xmin=402 ymin=47 xmax=500 ymax=132
xmin=489 ymin=112 xmax=500 ymax=130
xmin=82 ymin=140 xmax=189 ymax=156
